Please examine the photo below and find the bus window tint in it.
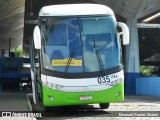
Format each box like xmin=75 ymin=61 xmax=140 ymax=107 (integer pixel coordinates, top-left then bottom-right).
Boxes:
xmin=80 ymin=16 xmax=121 ymax=72
xmin=41 ymin=18 xmax=83 ymax=73
xmin=41 ymin=16 xmax=121 ymax=73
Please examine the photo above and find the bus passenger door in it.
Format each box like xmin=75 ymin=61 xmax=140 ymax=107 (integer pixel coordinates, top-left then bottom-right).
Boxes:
xmin=30 ymin=39 xmax=38 ymax=104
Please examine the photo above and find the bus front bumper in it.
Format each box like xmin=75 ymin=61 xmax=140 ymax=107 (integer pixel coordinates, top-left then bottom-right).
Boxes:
xmin=42 ymin=82 xmax=124 ymax=106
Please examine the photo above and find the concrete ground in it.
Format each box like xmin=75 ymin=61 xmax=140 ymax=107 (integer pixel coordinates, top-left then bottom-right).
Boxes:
xmin=0 ymin=93 xmax=160 ymax=120
xmin=0 ymin=93 xmax=33 ymax=120
xmin=0 ymin=93 xmax=30 ymax=111
xmin=36 ymin=95 xmax=160 ymax=120
xmin=107 ymin=95 xmax=160 ymax=111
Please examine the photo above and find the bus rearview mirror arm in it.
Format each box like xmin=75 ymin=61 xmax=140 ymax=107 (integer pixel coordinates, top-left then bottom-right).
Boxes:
xmin=117 ymin=22 xmax=129 ymax=45
xmin=33 ymin=26 xmax=42 ymax=49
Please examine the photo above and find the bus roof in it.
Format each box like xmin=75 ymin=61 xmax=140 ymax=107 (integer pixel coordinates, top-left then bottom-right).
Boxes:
xmin=39 ymin=4 xmax=114 ymax=17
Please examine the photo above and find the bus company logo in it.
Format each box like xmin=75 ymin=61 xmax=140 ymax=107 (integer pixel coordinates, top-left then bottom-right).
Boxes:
xmin=2 ymin=112 xmax=11 ymax=117
xmin=1 ymin=112 xmax=42 ymax=117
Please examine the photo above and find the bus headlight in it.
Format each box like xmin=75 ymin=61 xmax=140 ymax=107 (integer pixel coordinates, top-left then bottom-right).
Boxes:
xmin=44 ymin=81 xmax=49 ymax=86
xmin=43 ymin=82 xmax=64 ymax=89
xmin=111 ymin=78 xmax=123 ymax=86
xmin=55 ymin=84 xmax=64 ymax=89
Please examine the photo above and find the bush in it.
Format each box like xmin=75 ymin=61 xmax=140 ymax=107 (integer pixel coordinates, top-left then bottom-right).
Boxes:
xmin=140 ymin=66 xmax=153 ymax=77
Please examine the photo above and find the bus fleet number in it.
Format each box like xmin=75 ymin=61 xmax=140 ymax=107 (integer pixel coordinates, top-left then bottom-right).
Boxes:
xmin=98 ymin=76 xmax=110 ymax=84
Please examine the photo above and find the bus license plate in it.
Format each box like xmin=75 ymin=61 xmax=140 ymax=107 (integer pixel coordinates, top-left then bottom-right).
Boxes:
xmin=80 ymin=96 xmax=92 ymax=101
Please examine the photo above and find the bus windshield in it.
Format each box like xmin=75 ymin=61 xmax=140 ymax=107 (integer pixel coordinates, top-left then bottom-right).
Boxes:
xmin=41 ymin=16 xmax=121 ymax=73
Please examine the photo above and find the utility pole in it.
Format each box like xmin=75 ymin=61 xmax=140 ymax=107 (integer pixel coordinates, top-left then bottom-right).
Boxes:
xmin=9 ymin=37 xmax=11 ymax=57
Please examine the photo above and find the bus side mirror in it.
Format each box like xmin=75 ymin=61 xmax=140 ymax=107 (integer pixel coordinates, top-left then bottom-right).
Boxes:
xmin=117 ymin=22 xmax=129 ymax=45
xmin=33 ymin=26 xmax=41 ymax=49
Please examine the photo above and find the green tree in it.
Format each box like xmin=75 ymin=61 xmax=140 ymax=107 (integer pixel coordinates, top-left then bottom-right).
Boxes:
xmin=15 ymin=45 xmax=23 ymax=57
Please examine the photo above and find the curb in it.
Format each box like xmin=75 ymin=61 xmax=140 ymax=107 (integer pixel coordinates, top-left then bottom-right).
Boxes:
xmin=26 ymin=94 xmax=33 ymax=111
xmin=26 ymin=94 xmax=37 ymax=120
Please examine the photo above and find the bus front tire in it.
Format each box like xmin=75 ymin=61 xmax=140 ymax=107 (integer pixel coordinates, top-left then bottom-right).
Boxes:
xmin=99 ymin=103 xmax=110 ymax=109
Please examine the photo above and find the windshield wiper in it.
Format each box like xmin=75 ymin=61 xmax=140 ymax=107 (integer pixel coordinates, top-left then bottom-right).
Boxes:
xmin=64 ymin=48 xmax=76 ymax=77
xmin=93 ymin=40 xmax=105 ymax=76
xmin=41 ymin=32 xmax=46 ymax=53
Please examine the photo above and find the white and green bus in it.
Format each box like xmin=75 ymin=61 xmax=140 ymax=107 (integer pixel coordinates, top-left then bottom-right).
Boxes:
xmin=31 ymin=4 xmax=129 ymax=109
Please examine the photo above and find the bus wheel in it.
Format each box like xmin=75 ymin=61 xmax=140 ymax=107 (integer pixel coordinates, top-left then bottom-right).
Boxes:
xmin=99 ymin=103 xmax=110 ymax=109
